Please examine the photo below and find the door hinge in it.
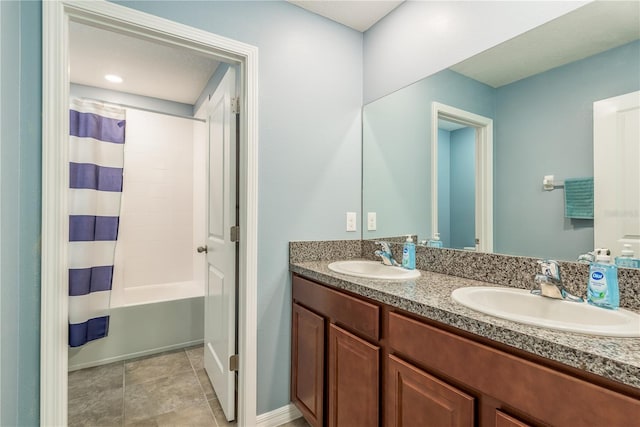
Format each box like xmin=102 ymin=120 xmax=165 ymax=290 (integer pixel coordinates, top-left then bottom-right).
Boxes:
xmin=230 ymin=225 xmax=240 ymax=242
xmin=231 ymin=97 xmax=240 ymax=114
xmin=229 ymin=354 xmax=239 ymax=372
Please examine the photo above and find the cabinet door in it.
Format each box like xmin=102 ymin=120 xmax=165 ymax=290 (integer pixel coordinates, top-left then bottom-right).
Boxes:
xmin=292 ymin=303 xmax=325 ymax=427
xmin=495 ymin=410 xmax=532 ymax=427
xmin=386 ymin=354 xmax=474 ymax=427
xmin=328 ymin=324 xmax=379 ymax=427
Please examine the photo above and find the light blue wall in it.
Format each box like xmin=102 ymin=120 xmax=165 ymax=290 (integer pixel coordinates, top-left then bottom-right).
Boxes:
xmin=437 ymin=129 xmax=451 ymax=247
xmin=70 ymin=83 xmax=194 ymax=117
xmin=494 ymin=40 xmax=640 ymax=259
xmin=450 ymin=127 xmax=475 ymax=249
xmin=0 ymin=1 xmax=41 ymax=425
xmin=363 ymin=69 xmax=494 ymax=242
xmin=112 ymin=0 xmax=363 ymax=415
xmin=363 ymin=1 xmax=587 ymax=102
xmin=436 ymin=127 xmax=475 ymax=249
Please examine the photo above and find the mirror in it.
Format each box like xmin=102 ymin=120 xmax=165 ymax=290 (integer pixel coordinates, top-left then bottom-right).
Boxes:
xmin=362 ymin=1 xmax=640 ymax=261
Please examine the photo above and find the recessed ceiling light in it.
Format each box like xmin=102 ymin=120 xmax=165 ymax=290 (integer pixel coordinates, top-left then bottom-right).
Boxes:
xmin=104 ymin=74 xmax=123 ymax=83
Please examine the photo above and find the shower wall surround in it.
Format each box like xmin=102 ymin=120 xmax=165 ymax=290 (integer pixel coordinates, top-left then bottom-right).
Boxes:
xmin=290 ymin=240 xmax=640 ymax=311
xmin=112 ymin=108 xmax=204 ymax=295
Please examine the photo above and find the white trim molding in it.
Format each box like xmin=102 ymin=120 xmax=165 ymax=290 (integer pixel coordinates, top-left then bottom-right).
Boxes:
xmin=256 ymin=403 xmax=303 ymax=427
xmin=41 ymin=1 xmax=259 ymax=425
xmin=431 ymin=102 xmax=494 ymax=253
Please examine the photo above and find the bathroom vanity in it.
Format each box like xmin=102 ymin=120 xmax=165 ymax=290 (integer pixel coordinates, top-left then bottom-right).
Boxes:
xmin=289 ymin=261 xmax=640 ymax=427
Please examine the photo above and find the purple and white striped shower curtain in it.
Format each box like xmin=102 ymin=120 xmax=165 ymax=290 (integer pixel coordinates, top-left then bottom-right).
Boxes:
xmin=68 ymin=99 xmax=126 ymax=347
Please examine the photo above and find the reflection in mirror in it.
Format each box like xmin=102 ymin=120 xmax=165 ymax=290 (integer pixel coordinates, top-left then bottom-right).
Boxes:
xmin=362 ymin=1 xmax=640 ymax=261
xmin=437 ymin=118 xmax=475 ymax=250
xmin=432 ymin=103 xmax=493 ymax=253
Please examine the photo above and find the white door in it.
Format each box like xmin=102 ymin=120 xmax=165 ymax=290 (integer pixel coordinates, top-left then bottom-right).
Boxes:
xmin=202 ymin=67 xmax=237 ymax=421
xmin=594 ymin=91 xmax=640 ymax=258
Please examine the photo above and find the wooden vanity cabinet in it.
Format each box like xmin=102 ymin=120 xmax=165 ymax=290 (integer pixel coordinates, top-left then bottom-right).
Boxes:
xmin=291 ymin=273 xmax=640 ymax=427
xmin=292 ymin=275 xmax=381 ymax=427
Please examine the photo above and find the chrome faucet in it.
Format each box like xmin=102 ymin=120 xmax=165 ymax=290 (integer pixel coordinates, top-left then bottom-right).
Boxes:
xmin=531 ymin=259 xmax=583 ymax=302
xmin=374 ymin=241 xmax=400 ymax=266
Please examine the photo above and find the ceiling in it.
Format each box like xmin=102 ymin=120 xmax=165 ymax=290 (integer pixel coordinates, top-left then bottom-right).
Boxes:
xmin=288 ymin=0 xmax=404 ymax=32
xmin=69 ymin=1 xmax=639 ymax=105
xmin=69 ymin=21 xmax=220 ymax=105
xmin=68 ymin=1 xmax=403 ymax=104
xmin=450 ymin=1 xmax=640 ymax=88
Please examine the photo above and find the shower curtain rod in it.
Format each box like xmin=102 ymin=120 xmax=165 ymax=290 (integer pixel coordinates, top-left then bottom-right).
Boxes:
xmin=78 ymin=97 xmax=207 ymax=123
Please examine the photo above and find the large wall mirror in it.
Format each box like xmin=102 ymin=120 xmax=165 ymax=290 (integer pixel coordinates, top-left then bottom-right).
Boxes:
xmin=362 ymin=1 xmax=640 ymax=261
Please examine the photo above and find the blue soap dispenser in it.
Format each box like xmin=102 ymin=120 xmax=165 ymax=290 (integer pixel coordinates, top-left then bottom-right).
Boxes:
xmin=402 ymin=235 xmax=416 ymax=270
xmin=615 ymin=244 xmax=640 ymax=269
xmin=427 ymin=233 xmax=443 ymax=248
xmin=587 ymin=248 xmax=619 ymax=309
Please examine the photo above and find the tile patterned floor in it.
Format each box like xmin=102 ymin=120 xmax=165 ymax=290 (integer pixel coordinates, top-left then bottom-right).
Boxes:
xmin=69 ymin=346 xmax=227 ymax=426
xmin=69 ymin=345 xmax=310 ymax=426
xmin=278 ymin=418 xmax=310 ymax=427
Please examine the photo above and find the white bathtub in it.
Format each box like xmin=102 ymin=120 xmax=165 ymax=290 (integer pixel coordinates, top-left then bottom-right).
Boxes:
xmin=110 ymin=280 xmax=204 ymax=308
xmin=68 ymin=280 xmax=204 ymax=371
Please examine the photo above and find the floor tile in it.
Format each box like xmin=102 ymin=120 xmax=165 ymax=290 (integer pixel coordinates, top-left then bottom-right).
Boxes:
xmin=129 ymin=401 xmax=216 ymax=426
xmin=125 ymin=350 xmax=193 ymax=386
xmin=186 ymin=345 xmax=205 ymax=371
xmin=208 ymin=398 xmax=235 ymax=427
xmin=68 ymin=361 xmax=124 ymax=401
xmin=124 ymin=370 xmax=205 ymax=424
xmin=196 ymin=368 xmax=215 ymax=400
xmin=278 ymin=417 xmax=310 ymax=427
xmin=68 ymin=386 xmax=124 ymax=427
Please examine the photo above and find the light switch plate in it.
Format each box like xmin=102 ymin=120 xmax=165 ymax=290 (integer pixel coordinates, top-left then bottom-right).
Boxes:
xmin=346 ymin=212 xmax=357 ymax=232
xmin=367 ymin=212 xmax=376 ymax=231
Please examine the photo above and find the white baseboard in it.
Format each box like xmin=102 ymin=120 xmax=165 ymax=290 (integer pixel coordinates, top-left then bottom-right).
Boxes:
xmin=256 ymin=403 xmax=302 ymax=427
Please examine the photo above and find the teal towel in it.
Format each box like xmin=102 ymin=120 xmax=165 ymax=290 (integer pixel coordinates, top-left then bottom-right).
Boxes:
xmin=564 ymin=177 xmax=593 ymax=219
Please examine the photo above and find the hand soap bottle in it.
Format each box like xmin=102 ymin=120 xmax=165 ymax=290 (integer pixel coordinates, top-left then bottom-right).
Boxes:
xmin=587 ymin=248 xmax=619 ymax=309
xmin=402 ymin=235 xmax=416 ymax=270
xmin=427 ymin=233 xmax=443 ymax=248
xmin=615 ymin=244 xmax=640 ymax=269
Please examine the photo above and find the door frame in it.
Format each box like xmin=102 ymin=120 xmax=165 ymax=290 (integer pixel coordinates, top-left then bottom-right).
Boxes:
xmin=431 ymin=102 xmax=493 ymax=252
xmin=41 ymin=1 xmax=259 ymax=425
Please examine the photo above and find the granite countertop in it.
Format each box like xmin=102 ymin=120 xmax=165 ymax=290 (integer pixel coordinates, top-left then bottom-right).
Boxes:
xmin=290 ymin=260 xmax=640 ymax=390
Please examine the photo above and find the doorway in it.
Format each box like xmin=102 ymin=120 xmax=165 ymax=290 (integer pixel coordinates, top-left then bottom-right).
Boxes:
xmin=431 ymin=102 xmax=493 ymax=253
xmin=41 ymin=1 xmax=258 ymax=425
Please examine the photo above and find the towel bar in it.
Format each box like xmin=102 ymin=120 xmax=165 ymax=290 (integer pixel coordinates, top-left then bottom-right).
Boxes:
xmin=542 ymin=175 xmax=564 ymax=191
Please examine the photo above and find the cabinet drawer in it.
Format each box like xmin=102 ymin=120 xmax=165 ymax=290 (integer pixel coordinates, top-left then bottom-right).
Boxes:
xmin=293 ymin=275 xmax=380 ymax=341
xmin=388 ymin=311 xmax=640 ymax=427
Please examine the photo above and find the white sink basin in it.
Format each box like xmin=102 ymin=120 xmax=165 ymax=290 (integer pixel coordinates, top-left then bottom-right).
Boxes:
xmin=451 ymin=287 xmax=640 ymax=337
xmin=328 ymin=260 xmax=420 ymax=280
